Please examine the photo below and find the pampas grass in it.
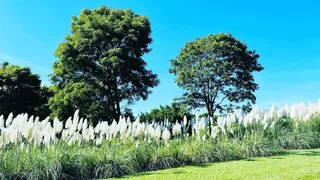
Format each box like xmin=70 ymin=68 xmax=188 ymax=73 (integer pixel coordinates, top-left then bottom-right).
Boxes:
xmin=1 ymin=100 xmax=320 ymax=179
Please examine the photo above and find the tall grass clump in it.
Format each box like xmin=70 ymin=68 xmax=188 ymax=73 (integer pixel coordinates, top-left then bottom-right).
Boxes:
xmin=0 ymin=100 xmax=320 ymax=179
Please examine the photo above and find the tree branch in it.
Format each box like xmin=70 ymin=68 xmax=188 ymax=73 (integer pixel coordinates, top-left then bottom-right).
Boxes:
xmin=213 ymin=95 xmax=228 ymax=113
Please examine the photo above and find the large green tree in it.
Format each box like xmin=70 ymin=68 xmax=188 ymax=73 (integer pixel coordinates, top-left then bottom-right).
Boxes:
xmin=0 ymin=62 xmax=52 ymax=118
xmin=170 ymin=33 xmax=263 ymax=121
xmin=50 ymin=6 xmax=159 ymax=123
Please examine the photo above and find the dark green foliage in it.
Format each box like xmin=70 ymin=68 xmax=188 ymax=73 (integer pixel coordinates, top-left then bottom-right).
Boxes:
xmin=146 ymin=156 xmax=181 ymax=171
xmin=139 ymin=102 xmax=193 ymax=122
xmin=50 ymin=5 xmax=159 ymax=124
xmin=306 ymin=115 xmax=320 ymax=132
xmin=170 ymin=33 xmax=263 ymax=118
xmin=94 ymin=150 xmax=138 ymax=178
xmin=123 ymin=108 xmax=134 ymax=121
xmin=60 ymin=153 xmax=90 ymax=180
xmin=35 ymin=86 xmax=54 ymax=119
xmin=258 ymin=118 xmax=320 ymax=150
xmin=49 ymin=82 xmax=107 ymax=122
xmin=0 ymin=62 xmax=53 ymax=119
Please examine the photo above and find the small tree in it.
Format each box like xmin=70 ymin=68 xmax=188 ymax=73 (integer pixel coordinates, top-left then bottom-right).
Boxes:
xmin=170 ymin=33 xmax=263 ymax=123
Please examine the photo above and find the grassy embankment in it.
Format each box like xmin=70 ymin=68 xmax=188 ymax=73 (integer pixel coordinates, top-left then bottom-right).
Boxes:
xmin=112 ymin=149 xmax=320 ymax=180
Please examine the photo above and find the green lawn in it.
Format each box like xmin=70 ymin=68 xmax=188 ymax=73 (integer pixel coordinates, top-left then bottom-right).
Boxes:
xmin=111 ymin=149 xmax=320 ymax=180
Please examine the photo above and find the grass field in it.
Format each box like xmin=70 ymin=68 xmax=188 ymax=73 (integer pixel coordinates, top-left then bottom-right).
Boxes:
xmin=111 ymin=149 xmax=320 ymax=180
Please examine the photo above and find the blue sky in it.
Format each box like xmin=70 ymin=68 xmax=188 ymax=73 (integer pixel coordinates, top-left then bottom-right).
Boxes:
xmin=1 ymin=0 xmax=320 ymax=115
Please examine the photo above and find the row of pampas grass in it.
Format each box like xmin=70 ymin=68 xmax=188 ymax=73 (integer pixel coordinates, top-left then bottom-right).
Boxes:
xmin=1 ymin=100 xmax=320 ymax=179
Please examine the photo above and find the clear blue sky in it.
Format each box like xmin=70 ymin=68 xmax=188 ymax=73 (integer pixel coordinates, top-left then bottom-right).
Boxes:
xmin=1 ymin=0 xmax=320 ymax=115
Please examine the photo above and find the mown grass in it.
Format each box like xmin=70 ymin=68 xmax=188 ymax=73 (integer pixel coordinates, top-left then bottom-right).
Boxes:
xmin=112 ymin=149 xmax=320 ymax=180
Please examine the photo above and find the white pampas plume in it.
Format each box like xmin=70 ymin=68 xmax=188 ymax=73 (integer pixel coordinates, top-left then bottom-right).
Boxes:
xmin=270 ymin=121 xmax=276 ymax=129
xmin=164 ymin=118 xmax=169 ymax=127
xmin=83 ymin=119 xmax=88 ymax=130
xmin=220 ymin=125 xmax=226 ymax=135
xmin=95 ymin=133 xmax=103 ymax=146
xmin=78 ymin=118 xmax=83 ymax=131
xmin=0 ymin=115 xmax=4 ymax=128
xmin=162 ymin=128 xmax=171 ymax=144
xmin=67 ymin=136 xmax=74 ymax=146
xmin=53 ymin=117 xmax=63 ymax=133
xmin=173 ymin=121 xmax=181 ymax=136
xmin=183 ymin=116 xmax=187 ymax=127
xmin=154 ymin=125 xmax=161 ymax=141
xmin=65 ymin=117 xmax=72 ymax=129
xmin=262 ymin=114 xmax=269 ymax=125
xmin=119 ymin=120 xmax=127 ymax=137
xmin=284 ymin=104 xmax=290 ymax=116
xmin=28 ymin=115 xmax=34 ymax=123
xmin=40 ymin=117 xmax=50 ymax=130
xmin=34 ymin=116 xmax=39 ymax=125
xmin=73 ymin=109 xmax=80 ymax=124
xmin=43 ymin=131 xmax=51 ymax=147
xmin=22 ymin=122 xmax=33 ymax=140
xmin=110 ymin=120 xmax=118 ymax=137
xmin=263 ymin=122 xmax=269 ymax=130
xmin=5 ymin=113 xmax=13 ymax=127
xmin=34 ymin=129 xmax=43 ymax=147
xmin=95 ymin=122 xmax=101 ymax=134
xmin=61 ymin=130 xmax=68 ymax=141
xmin=88 ymin=125 xmax=95 ymax=140
xmin=135 ymin=116 xmax=140 ymax=123
xmin=268 ymin=104 xmax=277 ymax=120
xmin=211 ymin=126 xmax=219 ymax=139
xmin=1 ymin=128 xmax=8 ymax=146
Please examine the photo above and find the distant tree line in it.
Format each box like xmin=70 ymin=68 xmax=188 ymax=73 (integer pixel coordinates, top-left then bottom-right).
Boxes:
xmin=139 ymin=102 xmax=193 ymax=123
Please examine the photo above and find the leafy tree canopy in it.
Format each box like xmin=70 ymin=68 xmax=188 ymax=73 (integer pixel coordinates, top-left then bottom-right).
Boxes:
xmin=50 ymin=6 xmax=159 ymax=124
xmin=0 ymin=62 xmax=52 ymax=119
xmin=35 ymin=86 xmax=54 ymax=119
xmin=170 ymin=33 xmax=263 ymax=120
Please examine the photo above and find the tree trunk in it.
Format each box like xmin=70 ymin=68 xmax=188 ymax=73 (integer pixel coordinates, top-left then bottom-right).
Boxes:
xmin=206 ymin=103 xmax=214 ymax=135
xmin=115 ymin=99 xmax=121 ymax=120
xmin=113 ymin=76 xmax=121 ymax=120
